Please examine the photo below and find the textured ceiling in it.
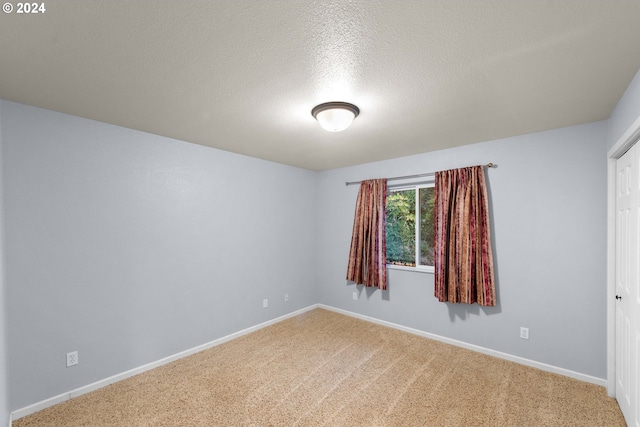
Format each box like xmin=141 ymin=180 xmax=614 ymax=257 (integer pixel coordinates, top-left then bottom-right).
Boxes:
xmin=2 ymin=1 xmax=640 ymax=171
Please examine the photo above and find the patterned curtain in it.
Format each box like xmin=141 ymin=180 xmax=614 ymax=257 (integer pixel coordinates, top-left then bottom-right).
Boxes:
xmin=434 ymin=166 xmax=496 ymax=306
xmin=346 ymin=179 xmax=388 ymax=290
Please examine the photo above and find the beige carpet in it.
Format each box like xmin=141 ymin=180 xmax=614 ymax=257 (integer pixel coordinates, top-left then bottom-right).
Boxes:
xmin=14 ymin=308 xmax=625 ymax=426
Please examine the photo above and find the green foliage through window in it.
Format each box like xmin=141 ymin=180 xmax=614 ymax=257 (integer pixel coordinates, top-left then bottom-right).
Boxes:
xmin=385 ymin=186 xmax=434 ymax=268
xmin=419 ymin=187 xmax=435 ymax=266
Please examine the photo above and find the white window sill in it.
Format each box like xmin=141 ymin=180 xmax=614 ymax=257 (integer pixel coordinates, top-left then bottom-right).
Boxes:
xmin=387 ymin=264 xmax=434 ymax=274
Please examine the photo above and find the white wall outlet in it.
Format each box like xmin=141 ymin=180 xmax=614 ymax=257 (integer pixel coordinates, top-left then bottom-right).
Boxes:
xmin=520 ymin=327 xmax=529 ymax=340
xmin=263 ymin=299 xmax=268 ymax=308
xmin=284 ymin=293 xmax=289 ymax=302
xmin=352 ymin=291 xmax=358 ymax=300
xmin=66 ymin=351 xmax=78 ymax=367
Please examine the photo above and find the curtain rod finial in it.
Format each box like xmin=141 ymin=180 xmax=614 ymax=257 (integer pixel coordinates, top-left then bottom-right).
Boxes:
xmin=486 ymin=163 xmax=494 ymax=168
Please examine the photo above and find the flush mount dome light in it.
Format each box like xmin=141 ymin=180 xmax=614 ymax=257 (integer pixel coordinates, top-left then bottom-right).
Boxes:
xmin=311 ymin=102 xmax=360 ymax=132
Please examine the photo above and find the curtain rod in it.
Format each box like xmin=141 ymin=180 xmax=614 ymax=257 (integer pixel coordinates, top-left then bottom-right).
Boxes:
xmin=344 ymin=163 xmax=494 ymax=186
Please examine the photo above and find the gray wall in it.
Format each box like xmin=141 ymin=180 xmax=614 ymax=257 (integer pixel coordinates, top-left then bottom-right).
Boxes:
xmin=0 ymin=104 xmax=9 ymax=427
xmin=608 ymin=67 xmax=640 ymax=150
xmin=2 ymin=101 xmax=318 ymax=410
xmin=318 ymin=121 xmax=608 ymax=379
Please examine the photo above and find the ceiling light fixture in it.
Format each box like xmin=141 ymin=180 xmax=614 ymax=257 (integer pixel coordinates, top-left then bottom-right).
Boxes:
xmin=311 ymin=102 xmax=360 ymax=132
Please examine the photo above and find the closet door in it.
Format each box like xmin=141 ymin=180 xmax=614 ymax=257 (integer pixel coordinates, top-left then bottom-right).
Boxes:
xmin=616 ymin=142 xmax=639 ymax=426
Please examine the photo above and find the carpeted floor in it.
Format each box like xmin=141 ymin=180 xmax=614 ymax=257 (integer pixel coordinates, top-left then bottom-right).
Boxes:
xmin=14 ymin=308 xmax=625 ymax=426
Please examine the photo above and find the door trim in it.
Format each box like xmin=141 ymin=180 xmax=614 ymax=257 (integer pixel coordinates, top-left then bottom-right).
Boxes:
xmin=607 ymin=114 xmax=640 ymax=397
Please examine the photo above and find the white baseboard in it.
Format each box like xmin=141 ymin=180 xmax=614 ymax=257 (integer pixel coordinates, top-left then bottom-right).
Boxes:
xmin=10 ymin=304 xmax=319 ymax=422
xmin=318 ymin=304 xmax=606 ymax=387
xmin=12 ymin=302 xmax=605 ymax=424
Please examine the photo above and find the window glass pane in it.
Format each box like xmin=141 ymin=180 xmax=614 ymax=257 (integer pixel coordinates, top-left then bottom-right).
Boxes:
xmin=386 ymin=189 xmax=416 ymax=266
xmin=419 ymin=187 xmax=435 ymax=266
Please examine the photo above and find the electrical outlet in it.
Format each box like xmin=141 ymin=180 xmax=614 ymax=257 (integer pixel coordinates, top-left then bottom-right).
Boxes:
xmin=263 ymin=299 xmax=268 ymax=308
xmin=353 ymin=291 xmax=358 ymax=300
xmin=66 ymin=351 xmax=78 ymax=367
xmin=284 ymin=293 xmax=289 ymax=302
xmin=520 ymin=327 xmax=529 ymax=340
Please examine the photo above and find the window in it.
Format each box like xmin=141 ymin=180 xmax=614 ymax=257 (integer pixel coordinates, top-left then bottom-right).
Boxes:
xmin=385 ymin=184 xmax=435 ymax=272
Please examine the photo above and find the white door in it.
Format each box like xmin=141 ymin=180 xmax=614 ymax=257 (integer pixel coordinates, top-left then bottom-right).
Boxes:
xmin=616 ymin=142 xmax=640 ymax=426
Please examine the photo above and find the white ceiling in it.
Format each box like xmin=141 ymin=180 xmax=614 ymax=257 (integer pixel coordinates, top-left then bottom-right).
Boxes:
xmin=1 ymin=1 xmax=640 ymax=171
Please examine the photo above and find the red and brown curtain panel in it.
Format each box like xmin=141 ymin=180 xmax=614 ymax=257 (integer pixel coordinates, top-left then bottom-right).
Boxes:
xmin=434 ymin=166 xmax=496 ymax=306
xmin=346 ymin=179 xmax=388 ymax=290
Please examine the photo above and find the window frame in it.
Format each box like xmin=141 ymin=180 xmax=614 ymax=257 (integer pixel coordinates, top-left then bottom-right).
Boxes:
xmin=386 ymin=182 xmax=435 ymax=274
